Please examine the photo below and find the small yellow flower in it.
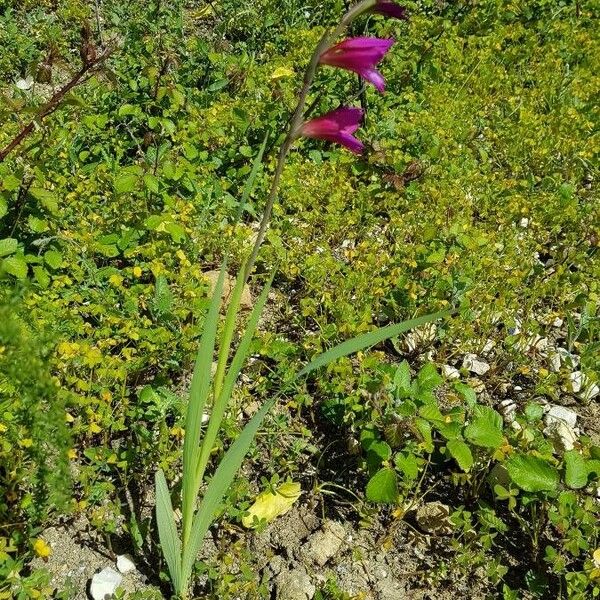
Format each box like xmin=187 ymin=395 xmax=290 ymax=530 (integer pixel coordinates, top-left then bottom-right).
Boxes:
xmin=20 ymin=438 xmax=33 ymax=448
xmin=108 ymin=274 xmax=124 ymax=287
xmin=133 ymin=266 xmax=142 ymax=278
xmin=67 ymin=449 xmax=77 ymax=460
xmin=89 ymin=423 xmax=102 ymax=434
xmin=33 ymin=538 xmax=52 ymax=559
xmin=0 ymin=423 xmax=7 ymax=434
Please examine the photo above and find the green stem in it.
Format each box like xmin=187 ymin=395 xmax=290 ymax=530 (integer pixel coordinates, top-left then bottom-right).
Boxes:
xmin=242 ymin=0 xmax=377 ymax=283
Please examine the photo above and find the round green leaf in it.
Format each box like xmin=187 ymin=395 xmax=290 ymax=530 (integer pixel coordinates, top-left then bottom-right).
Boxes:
xmin=563 ymin=450 xmax=588 ymax=489
xmin=506 ymin=454 xmax=559 ymax=492
xmin=366 ymin=467 xmax=398 ymax=504
xmin=447 ymin=439 xmax=474 ymax=472
xmin=2 ymin=256 xmax=28 ymax=279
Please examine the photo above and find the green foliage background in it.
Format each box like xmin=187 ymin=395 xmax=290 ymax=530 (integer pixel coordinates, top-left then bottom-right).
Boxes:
xmin=0 ymin=0 xmax=598 ymax=598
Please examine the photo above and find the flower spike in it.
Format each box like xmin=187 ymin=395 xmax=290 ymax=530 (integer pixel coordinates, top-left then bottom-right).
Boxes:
xmin=298 ymin=107 xmax=365 ymax=154
xmin=319 ymin=37 xmax=394 ymax=93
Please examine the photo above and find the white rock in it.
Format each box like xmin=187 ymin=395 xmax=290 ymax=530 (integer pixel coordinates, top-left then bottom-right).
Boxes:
xmin=547 ymin=351 xmax=561 ymax=372
xmin=558 ymin=348 xmax=580 ymax=368
xmin=544 ymin=406 xmax=578 ymax=428
xmin=520 ymin=218 xmax=529 ymax=228
xmin=441 ymin=364 xmax=460 ymax=380
xmin=404 ymin=323 xmax=437 ymax=352
xmin=482 ymin=339 xmax=496 ymax=354
xmin=552 ymin=317 xmax=563 ymax=328
xmin=544 ymin=421 xmax=578 ymax=452
xmin=581 ymin=382 xmax=599 ymax=402
xmin=275 ymin=566 xmax=315 ymax=600
xmin=90 ymin=567 xmax=122 ymax=600
xmin=301 ymin=520 xmax=345 ymax=567
xmin=570 ymin=371 xmax=584 ymax=393
xmin=499 ymin=399 xmax=517 ymax=423
xmin=463 ymin=354 xmax=490 ymax=376
xmin=116 ymin=554 xmax=136 ymax=574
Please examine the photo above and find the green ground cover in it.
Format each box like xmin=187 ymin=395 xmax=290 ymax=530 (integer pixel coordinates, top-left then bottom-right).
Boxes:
xmin=0 ymin=1 xmax=598 ymax=598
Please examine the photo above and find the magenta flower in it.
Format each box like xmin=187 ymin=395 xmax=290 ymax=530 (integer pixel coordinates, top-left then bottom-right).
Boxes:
xmin=372 ymin=0 xmax=408 ymax=20
xmin=298 ymin=107 xmax=365 ymax=154
xmin=319 ymin=37 xmax=394 ymax=93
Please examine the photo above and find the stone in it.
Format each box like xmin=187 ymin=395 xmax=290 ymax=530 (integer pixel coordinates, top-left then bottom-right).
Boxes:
xmin=570 ymin=371 xmax=584 ymax=394
xmin=204 ymin=270 xmax=253 ymax=310
xmin=441 ymin=364 xmax=460 ymax=380
xmin=243 ymin=401 xmax=260 ymax=418
xmin=463 ymin=354 xmax=490 ymax=376
xmin=581 ymin=382 xmax=599 ymax=402
xmin=416 ymin=501 xmax=453 ymax=535
xmin=558 ymin=348 xmax=580 ymax=368
xmin=375 ymin=577 xmax=405 ymax=600
xmin=499 ymin=399 xmax=517 ymax=424
xmin=547 ymin=351 xmax=561 ymax=372
xmin=482 ymin=338 xmax=496 ymax=354
xmin=404 ymin=323 xmax=437 ymax=352
xmin=90 ymin=567 xmax=122 ymax=600
xmin=116 ymin=555 xmax=135 ymax=574
xmin=544 ymin=421 xmax=578 ymax=452
xmin=275 ymin=566 xmax=315 ymax=600
xmin=301 ymin=520 xmax=345 ymax=567
xmin=544 ymin=406 xmax=578 ymax=428
xmin=520 ymin=217 xmax=529 ymax=228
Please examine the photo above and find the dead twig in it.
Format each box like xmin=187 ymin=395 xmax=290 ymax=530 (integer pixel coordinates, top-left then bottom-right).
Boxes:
xmin=0 ymin=43 xmax=115 ymax=163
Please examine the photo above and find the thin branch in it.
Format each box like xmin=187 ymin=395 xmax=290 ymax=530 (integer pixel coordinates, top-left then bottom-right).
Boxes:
xmin=0 ymin=45 xmax=115 ymax=163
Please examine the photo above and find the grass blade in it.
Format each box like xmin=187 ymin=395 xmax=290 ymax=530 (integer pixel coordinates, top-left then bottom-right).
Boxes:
xmin=155 ymin=469 xmax=182 ymax=592
xmin=195 ymin=275 xmax=274 ymax=485
xmin=181 ymin=308 xmax=450 ymax=582
xmin=235 ymin=130 xmax=269 ymax=221
xmin=296 ymin=309 xmax=452 ymax=379
xmin=181 ymin=264 xmax=226 ymax=548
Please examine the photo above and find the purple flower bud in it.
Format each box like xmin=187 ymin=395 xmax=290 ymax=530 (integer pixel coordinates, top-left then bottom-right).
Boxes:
xmin=299 ymin=107 xmax=365 ymax=154
xmin=373 ymin=0 xmax=408 ymax=20
xmin=319 ymin=37 xmax=394 ymax=93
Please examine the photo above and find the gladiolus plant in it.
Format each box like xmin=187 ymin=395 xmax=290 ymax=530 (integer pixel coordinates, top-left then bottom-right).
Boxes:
xmin=153 ymin=2 xmax=447 ymax=598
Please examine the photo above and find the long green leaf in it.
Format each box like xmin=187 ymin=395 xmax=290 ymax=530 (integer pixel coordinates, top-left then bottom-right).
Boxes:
xmin=213 ymin=133 xmax=270 ymax=399
xmin=155 ymin=469 xmax=182 ymax=592
xmin=195 ymin=276 xmax=274 ymax=486
xmin=181 ymin=264 xmax=226 ymax=548
xmin=180 ymin=308 xmax=450 ymax=583
xmin=212 ymin=267 xmax=246 ymax=404
xmin=296 ymin=309 xmax=451 ymax=379
xmin=235 ymin=131 xmax=269 ymax=221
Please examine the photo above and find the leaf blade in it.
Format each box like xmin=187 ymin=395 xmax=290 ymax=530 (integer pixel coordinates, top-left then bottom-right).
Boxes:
xmin=155 ymin=469 xmax=181 ymax=591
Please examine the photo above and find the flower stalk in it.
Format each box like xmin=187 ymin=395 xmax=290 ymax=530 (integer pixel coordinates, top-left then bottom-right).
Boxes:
xmin=243 ymin=0 xmax=380 ymax=282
